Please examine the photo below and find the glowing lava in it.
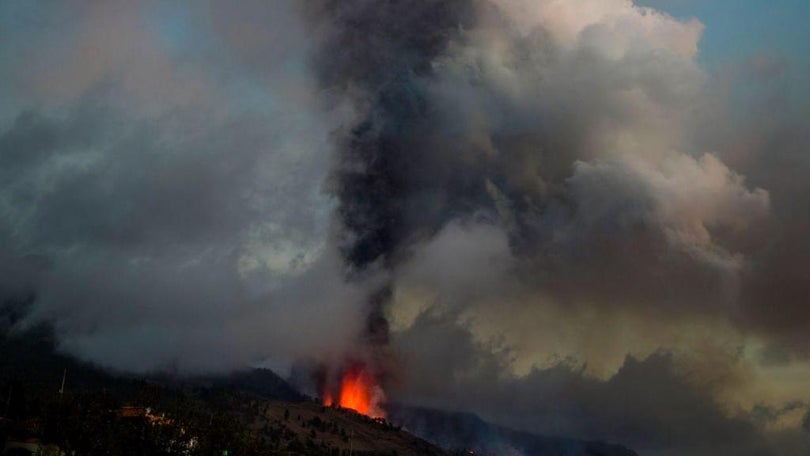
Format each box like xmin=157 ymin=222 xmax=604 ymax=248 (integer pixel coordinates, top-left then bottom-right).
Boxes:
xmin=339 ymin=365 xmax=374 ymax=414
xmin=322 ymin=363 xmax=385 ymax=418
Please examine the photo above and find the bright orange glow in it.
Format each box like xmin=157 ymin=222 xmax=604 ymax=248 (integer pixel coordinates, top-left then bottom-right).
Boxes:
xmin=322 ymin=363 xmax=385 ymax=418
xmin=339 ymin=367 xmax=373 ymax=415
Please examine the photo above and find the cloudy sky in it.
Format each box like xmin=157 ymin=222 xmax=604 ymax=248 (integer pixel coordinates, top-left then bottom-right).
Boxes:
xmin=1 ymin=1 xmax=809 ymax=454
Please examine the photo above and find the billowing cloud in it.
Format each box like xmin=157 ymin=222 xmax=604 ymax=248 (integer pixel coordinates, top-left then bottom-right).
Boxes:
xmin=0 ymin=0 xmax=369 ymax=373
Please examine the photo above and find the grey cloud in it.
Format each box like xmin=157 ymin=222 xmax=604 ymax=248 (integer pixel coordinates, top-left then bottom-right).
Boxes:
xmin=309 ymin=0 xmax=802 ymax=453
xmin=691 ymin=51 xmax=810 ymax=355
xmin=390 ymin=312 xmax=790 ymax=456
xmin=314 ymin=0 xmax=768 ymax=325
xmin=0 ymin=1 xmax=366 ymax=373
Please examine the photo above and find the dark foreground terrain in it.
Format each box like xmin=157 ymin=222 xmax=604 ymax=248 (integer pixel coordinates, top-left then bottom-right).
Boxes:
xmin=0 ymin=323 xmax=445 ymax=455
xmin=0 ymin=320 xmax=636 ymax=456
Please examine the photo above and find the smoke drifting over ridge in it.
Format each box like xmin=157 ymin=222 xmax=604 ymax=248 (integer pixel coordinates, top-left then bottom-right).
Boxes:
xmin=2 ymin=0 xmax=810 ymax=454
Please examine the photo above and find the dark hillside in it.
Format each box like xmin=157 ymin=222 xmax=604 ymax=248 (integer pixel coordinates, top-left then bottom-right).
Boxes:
xmin=389 ymin=404 xmax=639 ymax=456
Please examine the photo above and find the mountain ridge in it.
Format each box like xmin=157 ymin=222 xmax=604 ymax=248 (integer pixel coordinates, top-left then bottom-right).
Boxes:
xmin=0 ymin=323 xmax=637 ymax=455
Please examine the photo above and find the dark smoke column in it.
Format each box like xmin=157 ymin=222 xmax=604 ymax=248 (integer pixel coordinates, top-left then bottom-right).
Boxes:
xmin=307 ymin=0 xmax=480 ymax=415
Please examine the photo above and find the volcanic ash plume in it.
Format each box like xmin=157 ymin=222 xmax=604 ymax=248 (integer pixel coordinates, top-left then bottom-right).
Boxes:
xmin=305 ymin=0 xmax=771 ymax=428
xmin=305 ymin=0 xmax=478 ymax=417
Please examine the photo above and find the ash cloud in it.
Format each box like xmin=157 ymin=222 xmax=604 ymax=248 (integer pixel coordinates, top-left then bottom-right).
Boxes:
xmin=313 ymin=0 xmax=770 ymax=310
xmin=0 ymin=0 xmax=367 ymax=373
xmin=390 ymin=312 xmax=782 ymax=456
xmin=310 ymin=0 xmax=804 ymax=453
xmin=1 ymin=0 xmax=810 ymax=454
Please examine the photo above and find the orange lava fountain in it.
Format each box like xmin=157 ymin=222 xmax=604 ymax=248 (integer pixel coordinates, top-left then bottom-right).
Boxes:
xmin=322 ymin=363 xmax=385 ymax=418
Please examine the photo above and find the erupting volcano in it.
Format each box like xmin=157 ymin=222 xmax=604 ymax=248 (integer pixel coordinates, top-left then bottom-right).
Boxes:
xmin=322 ymin=362 xmax=386 ymax=418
